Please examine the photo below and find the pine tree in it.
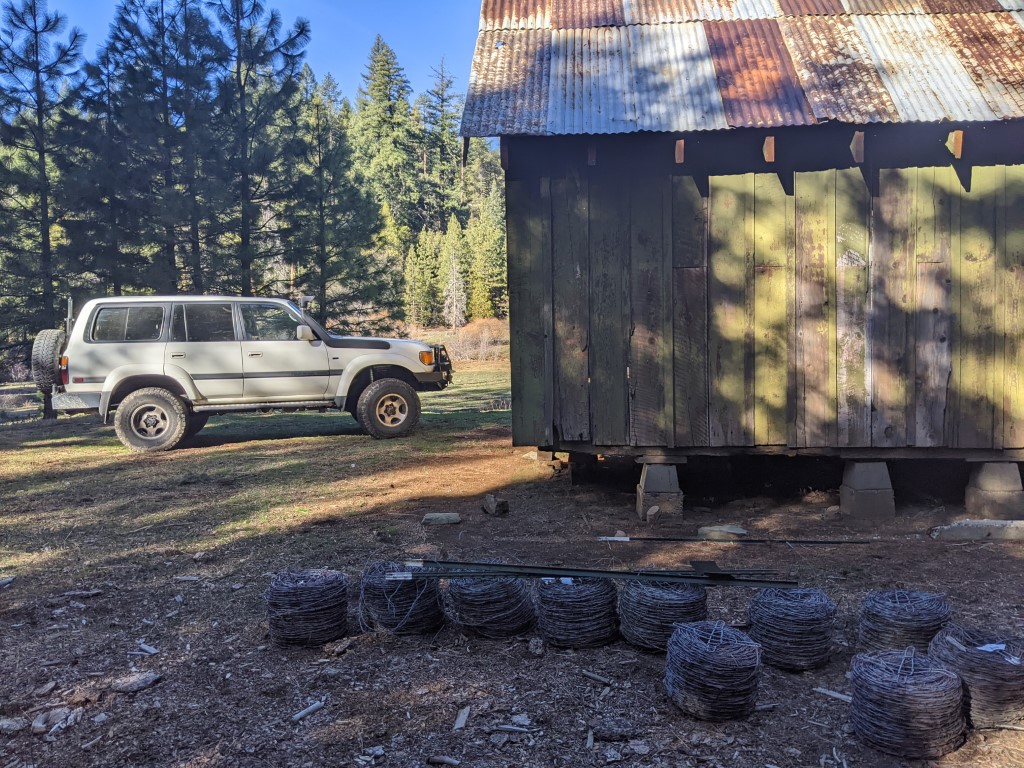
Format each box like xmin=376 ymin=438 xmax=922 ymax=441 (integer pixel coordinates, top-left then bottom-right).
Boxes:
xmin=349 ymin=36 xmax=421 ymax=259
xmin=464 ymin=185 xmax=507 ymax=318
xmin=209 ymin=0 xmax=309 ymax=295
xmin=0 ymin=0 xmax=82 ymax=330
xmin=282 ymin=66 xmax=390 ymax=333
xmin=419 ymin=58 xmax=463 ymax=229
xmin=439 ymin=215 xmax=467 ymax=328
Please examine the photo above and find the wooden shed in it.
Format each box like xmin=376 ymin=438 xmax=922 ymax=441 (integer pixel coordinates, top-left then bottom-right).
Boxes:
xmin=462 ymin=1 xmax=1024 ymax=511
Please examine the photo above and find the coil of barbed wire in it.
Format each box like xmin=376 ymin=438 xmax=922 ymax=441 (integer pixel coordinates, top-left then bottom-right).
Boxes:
xmin=850 ymin=647 xmax=966 ymax=759
xmin=446 ymin=569 xmax=535 ymax=639
xmin=858 ymin=589 xmax=951 ymax=652
xmin=265 ymin=569 xmax=350 ymax=647
xmin=618 ymin=580 xmax=708 ymax=652
xmin=358 ymin=560 xmax=444 ymax=635
xmin=664 ymin=620 xmax=762 ymax=721
xmin=535 ymin=577 xmax=618 ymax=648
xmin=929 ymin=623 xmax=1024 ymax=728
xmin=748 ymin=588 xmax=836 ymax=671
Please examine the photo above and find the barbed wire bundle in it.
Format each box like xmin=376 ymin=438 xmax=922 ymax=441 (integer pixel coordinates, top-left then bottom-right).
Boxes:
xmin=929 ymin=624 xmax=1024 ymax=728
xmin=535 ymin=577 xmax=618 ymax=648
xmin=858 ymin=589 xmax=952 ymax=652
xmin=618 ymin=581 xmax=708 ymax=652
xmin=265 ymin=569 xmax=350 ymax=647
xmin=748 ymin=588 xmax=837 ymax=671
xmin=358 ymin=560 xmax=444 ymax=635
xmin=664 ymin=621 xmax=762 ymax=721
xmin=446 ymin=570 xmax=536 ymax=639
xmin=850 ymin=648 xmax=966 ymax=759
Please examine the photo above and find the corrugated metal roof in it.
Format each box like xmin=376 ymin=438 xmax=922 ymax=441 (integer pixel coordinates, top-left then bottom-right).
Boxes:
xmin=623 ymin=0 xmax=780 ymax=23
xmin=852 ymin=14 xmax=998 ymax=122
xmin=463 ymin=2 xmax=1024 ymax=135
xmin=780 ymin=15 xmax=900 ymax=122
xmin=933 ymin=13 xmax=1024 ymax=116
xmin=704 ymin=19 xmax=814 ymax=126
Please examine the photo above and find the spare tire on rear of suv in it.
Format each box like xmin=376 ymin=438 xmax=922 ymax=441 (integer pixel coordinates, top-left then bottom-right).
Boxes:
xmin=31 ymin=328 xmax=66 ymax=392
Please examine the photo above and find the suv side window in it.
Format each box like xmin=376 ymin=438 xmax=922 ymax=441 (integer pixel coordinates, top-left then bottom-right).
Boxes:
xmin=240 ymin=304 xmax=299 ymax=341
xmin=92 ymin=306 xmax=164 ymax=342
xmin=170 ymin=303 xmax=237 ymax=342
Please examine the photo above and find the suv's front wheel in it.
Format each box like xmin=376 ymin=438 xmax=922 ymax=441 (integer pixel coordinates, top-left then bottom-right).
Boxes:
xmin=356 ymin=379 xmax=421 ymax=439
xmin=114 ymin=387 xmax=189 ymax=453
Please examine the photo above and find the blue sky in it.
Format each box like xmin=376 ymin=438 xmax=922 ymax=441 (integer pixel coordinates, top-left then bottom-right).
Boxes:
xmin=46 ymin=0 xmax=482 ymax=103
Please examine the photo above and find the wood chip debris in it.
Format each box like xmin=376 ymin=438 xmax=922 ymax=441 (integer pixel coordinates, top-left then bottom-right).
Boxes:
xmin=110 ymin=672 xmax=161 ymax=694
xmin=426 ymin=757 xmax=461 ymax=766
xmin=0 ymin=577 xmax=15 ymax=588
xmin=581 ymin=670 xmax=613 ymax=686
xmin=453 ymin=705 xmax=470 ymax=731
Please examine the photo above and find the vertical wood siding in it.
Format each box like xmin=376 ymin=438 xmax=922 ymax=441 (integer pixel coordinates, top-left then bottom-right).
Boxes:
xmin=508 ymin=161 xmax=1024 ymax=451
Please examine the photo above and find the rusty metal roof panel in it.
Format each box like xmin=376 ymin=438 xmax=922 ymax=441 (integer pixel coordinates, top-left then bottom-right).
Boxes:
xmin=623 ymin=0 xmax=780 ymax=23
xmin=462 ymin=29 xmax=552 ymax=136
xmin=852 ymin=14 xmax=998 ymax=122
xmin=479 ymin=0 xmax=551 ymax=30
xmin=780 ymin=15 xmax=900 ymax=122
xmin=704 ymin=19 xmax=815 ymax=127
xmin=776 ymin=0 xmax=848 ymax=14
xmin=840 ymin=0 xmax=928 ymax=13
xmin=932 ymin=13 xmax=1024 ymax=117
xmin=479 ymin=0 xmax=628 ymax=29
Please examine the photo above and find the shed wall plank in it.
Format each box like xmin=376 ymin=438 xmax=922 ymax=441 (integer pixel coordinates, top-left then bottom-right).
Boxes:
xmin=708 ymin=174 xmax=755 ymax=446
xmin=551 ymin=171 xmax=591 ymax=442
xmin=589 ymin=173 xmax=631 ymax=446
xmin=672 ymin=176 xmax=711 ymax=446
xmin=955 ymin=165 xmax=1000 ymax=449
xmin=629 ymin=175 xmax=673 ymax=446
xmin=753 ymin=173 xmax=790 ymax=445
xmin=794 ymin=170 xmax=837 ymax=447
xmin=871 ymin=168 xmax=915 ymax=448
xmin=1003 ymin=165 xmax=1024 ymax=448
xmin=835 ymin=167 xmax=872 ymax=447
xmin=507 ymin=177 xmax=553 ymax=446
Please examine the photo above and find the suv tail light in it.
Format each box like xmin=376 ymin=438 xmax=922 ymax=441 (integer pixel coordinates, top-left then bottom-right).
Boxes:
xmin=60 ymin=356 xmax=69 ymax=386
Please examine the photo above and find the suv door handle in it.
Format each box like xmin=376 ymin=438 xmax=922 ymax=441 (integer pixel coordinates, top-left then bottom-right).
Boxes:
xmin=170 ymin=353 xmax=186 ymax=359
xmin=248 ymin=352 xmax=263 ymax=358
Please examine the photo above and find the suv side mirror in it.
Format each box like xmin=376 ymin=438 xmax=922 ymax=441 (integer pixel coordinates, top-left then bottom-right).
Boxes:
xmin=296 ymin=325 xmax=316 ymax=342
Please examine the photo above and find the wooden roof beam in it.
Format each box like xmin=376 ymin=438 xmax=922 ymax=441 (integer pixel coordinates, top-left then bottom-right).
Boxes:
xmin=946 ymin=129 xmax=964 ymax=160
xmin=850 ymin=131 xmax=865 ymax=164
xmin=675 ymin=139 xmax=685 ymax=164
xmin=763 ymin=136 xmax=775 ymax=163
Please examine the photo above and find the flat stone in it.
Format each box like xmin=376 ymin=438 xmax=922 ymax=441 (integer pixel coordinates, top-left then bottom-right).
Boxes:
xmin=842 ymin=462 xmax=892 ymax=491
xmin=698 ymin=525 xmax=747 ymax=541
xmin=421 ymin=513 xmax=461 ymax=526
xmin=968 ymin=462 xmax=1023 ymax=492
xmin=930 ymin=519 xmax=1024 ymax=541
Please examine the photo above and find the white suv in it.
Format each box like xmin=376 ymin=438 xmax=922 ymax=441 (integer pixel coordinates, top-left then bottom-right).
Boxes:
xmin=31 ymin=296 xmax=452 ymax=452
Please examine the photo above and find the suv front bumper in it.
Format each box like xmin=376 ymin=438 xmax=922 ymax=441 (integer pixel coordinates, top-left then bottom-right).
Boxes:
xmin=414 ymin=345 xmax=453 ymax=389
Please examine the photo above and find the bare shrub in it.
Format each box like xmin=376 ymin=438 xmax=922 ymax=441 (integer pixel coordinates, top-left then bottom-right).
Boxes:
xmin=447 ymin=318 xmax=509 ymax=362
xmin=7 ymin=362 xmax=30 ymax=383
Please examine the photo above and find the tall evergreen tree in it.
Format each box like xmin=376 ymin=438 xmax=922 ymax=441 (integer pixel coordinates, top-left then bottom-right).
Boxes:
xmin=418 ymin=59 xmax=463 ymax=229
xmin=464 ymin=185 xmax=507 ymax=319
xmin=56 ymin=46 xmax=150 ymax=296
xmin=0 ymin=0 xmax=82 ymax=329
xmin=209 ymin=0 xmax=309 ymax=295
xmin=282 ymin=66 xmax=389 ymax=332
xmin=349 ymin=36 xmax=421 ymax=258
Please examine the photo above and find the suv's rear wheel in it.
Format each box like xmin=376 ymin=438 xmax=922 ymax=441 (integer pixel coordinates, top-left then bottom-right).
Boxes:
xmin=114 ymin=387 xmax=189 ymax=453
xmin=31 ymin=329 xmax=66 ymax=392
xmin=356 ymin=378 xmax=421 ymax=439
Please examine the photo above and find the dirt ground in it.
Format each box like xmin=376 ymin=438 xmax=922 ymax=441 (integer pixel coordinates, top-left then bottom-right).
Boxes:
xmin=1 ymin=361 xmax=1022 ymax=768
